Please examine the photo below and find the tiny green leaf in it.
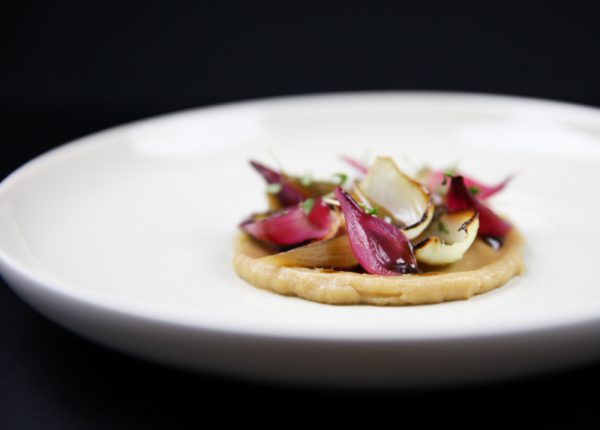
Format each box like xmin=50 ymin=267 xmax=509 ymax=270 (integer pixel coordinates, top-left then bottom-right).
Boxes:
xmin=358 ymin=202 xmax=379 ymax=216
xmin=266 ymin=183 xmax=282 ymax=194
xmin=469 ymin=186 xmax=480 ymax=195
xmin=441 ymin=171 xmax=454 ymax=186
xmin=365 ymin=206 xmax=379 ymax=216
xmin=333 ymin=172 xmax=348 ymax=185
xmin=300 ymin=198 xmax=315 ymax=215
xmin=437 ymin=221 xmax=449 ymax=234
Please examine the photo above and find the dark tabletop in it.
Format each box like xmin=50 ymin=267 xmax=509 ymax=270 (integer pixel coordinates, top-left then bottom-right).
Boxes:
xmin=3 ymin=3 xmax=600 ymax=428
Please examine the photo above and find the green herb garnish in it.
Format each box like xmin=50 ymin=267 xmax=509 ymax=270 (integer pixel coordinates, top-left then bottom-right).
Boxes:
xmin=365 ymin=206 xmax=379 ymax=216
xmin=358 ymin=202 xmax=379 ymax=216
xmin=441 ymin=171 xmax=455 ymax=186
xmin=469 ymin=186 xmax=480 ymax=195
xmin=266 ymin=183 xmax=282 ymax=194
xmin=300 ymin=198 xmax=315 ymax=215
xmin=437 ymin=221 xmax=449 ymax=234
xmin=333 ymin=172 xmax=348 ymax=185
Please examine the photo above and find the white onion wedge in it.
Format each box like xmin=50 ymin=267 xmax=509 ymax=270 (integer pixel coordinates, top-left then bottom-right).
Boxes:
xmin=358 ymin=156 xmax=434 ymax=240
xmin=258 ymin=235 xmax=358 ymax=269
xmin=414 ymin=210 xmax=479 ymax=265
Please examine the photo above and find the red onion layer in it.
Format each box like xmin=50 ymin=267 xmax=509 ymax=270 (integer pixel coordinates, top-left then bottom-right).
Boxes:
xmin=240 ymin=198 xmax=332 ymax=246
xmin=340 ymin=155 xmax=368 ymax=175
xmin=446 ymin=176 xmax=512 ymax=238
xmin=334 ymin=187 xmax=418 ymax=275
xmin=428 ymin=170 xmax=511 ymax=199
xmin=250 ymin=160 xmax=306 ymax=207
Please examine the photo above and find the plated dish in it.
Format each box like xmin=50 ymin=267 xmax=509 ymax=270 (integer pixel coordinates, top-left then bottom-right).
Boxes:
xmin=234 ymin=157 xmax=524 ymax=305
xmin=1 ymin=93 xmax=600 ymax=387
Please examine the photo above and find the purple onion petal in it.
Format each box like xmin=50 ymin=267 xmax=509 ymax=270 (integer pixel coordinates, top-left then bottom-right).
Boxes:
xmin=241 ymin=198 xmax=332 ymax=246
xmin=428 ymin=170 xmax=512 ymax=199
xmin=249 ymin=160 xmax=306 ymax=207
xmin=340 ymin=155 xmax=368 ymax=175
xmin=446 ymin=176 xmax=512 ymax=238
xmin=334 ymin=187 xmax=418 ymax=275
xmin=306 ymin=197 xmax=332 ymax=229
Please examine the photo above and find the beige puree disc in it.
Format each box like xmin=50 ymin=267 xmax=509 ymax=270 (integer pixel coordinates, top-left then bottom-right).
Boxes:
xmin=233 ymin=229 xmax=524 ymax=305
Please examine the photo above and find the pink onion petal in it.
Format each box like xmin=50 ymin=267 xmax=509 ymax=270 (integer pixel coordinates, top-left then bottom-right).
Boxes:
xmin=334 ymin=187 xmax=418 ymax=275
xmin=340 ymin=155 xmax=368 ymax=175
xmin=446 ymin=176 xmax=512 ymax=238
xmin=249 ymin=160 xmax=306 ymax=207
xmin=240 ymin=198 xmax=332 ymax=246
xmin=428 ymin=170 xmax=512 ymax=199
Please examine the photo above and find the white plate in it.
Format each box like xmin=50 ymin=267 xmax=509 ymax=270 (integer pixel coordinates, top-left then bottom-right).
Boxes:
xmin=2 ymin=92 xmax=600 ymax=387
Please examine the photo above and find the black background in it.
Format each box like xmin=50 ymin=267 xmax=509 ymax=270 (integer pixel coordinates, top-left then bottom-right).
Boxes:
xmin=3 ymin=2 xmax=600 ymax=428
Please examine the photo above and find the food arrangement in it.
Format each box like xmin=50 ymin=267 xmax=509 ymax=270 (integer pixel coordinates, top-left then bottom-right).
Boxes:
xmin=233 ymin=156 xmax=524 ymax=305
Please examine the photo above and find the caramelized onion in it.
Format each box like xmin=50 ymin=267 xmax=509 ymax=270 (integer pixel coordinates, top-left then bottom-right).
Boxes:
xmin=426 ymin=170 xmax=512 ymax=199
xmin=259 ymin=235 xmax=358 ymax=269
xmin=334 ymin=187 xmax=418 ymax=275
xmin=358 ymin=156 xmax=434 ymax=240
xmin=251 ymin=160 xmax=341 ymax=210
xmin=414 ymin=210 xmax=480 ymax=265
xmin=250 ymin=160 xmax=306 ymax=207
xmin=447 ymin=176 xmax=511 ymax=238
xmin=240 ymin=198 xmax=335 ymax=246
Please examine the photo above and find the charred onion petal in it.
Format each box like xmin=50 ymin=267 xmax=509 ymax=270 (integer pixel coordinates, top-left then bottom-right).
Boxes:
xmin=358 ymin=156 xmax=433 ymax=240
xmin=340 ymin=155 xmax=369 ymax=175
xmin=447 ymin=176 xmax=512 ymax=238
xmin=427 ymin=170 xmax=512 ymax=199
xmin=240 ymin=198 xmax=333 ymax=246
xmin=334 ymin=187 xmax=418 ymax=275
xmin=414 ymin=210 xmax=480 ymax=265
xmin=259 ymin=235 xmax=358 ymax=269
xmin=249 ymin=160 xmax=306 ymax=207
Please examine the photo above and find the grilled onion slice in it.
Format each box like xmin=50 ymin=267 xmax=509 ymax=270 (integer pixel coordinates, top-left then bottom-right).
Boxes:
xmin=259 ymin=235 xmax=358 ymax=269
xmin=414 ymin=210 xmax=479 ymax=265
xmin=358 ymin=156 xmax=434 ymax=240
xmin=446 ymin=176 xmax=511 ymax=239
xmin=240 ymin=198 xmax=336 ymax=246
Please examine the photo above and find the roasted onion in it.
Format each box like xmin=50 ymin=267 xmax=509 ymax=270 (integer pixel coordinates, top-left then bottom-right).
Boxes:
xmin=414 ymin=210 xmax=480 ymax=265
xmin=335 ymin=187 xmax=418 ymax=275
xmin=446 ymin=176 xmax=511 ymax=238
xmin=259 ymin=235 xmax=357 ymax=269
xmin=240 ymin=198 xmax=336 ymax=246
xmin=358 ymin=156 xmax=434 ymax=240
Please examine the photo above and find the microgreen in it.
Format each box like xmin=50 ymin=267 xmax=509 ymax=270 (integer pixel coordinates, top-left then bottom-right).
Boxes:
xmin=333 ymin=172 xmax=348 ymax=185
xmin=469 ymin=186 xmax=480 ymax=195
xmin=266 ymin=183 xmax=282 ymax=194
xmin=437 ymin=221 xmax=449 ymax=234
xmin=441 ymin=171 xmax=455 ymax=186
xmin=358 ymin=202 xmax=379 ymax=216
xmin=300 ymin=198 xmax=315 ymax=215
xmin=365 ymin=206 xmax=379 ymax=216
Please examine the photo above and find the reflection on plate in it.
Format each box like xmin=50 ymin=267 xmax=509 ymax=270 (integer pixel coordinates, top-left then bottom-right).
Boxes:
xmin=1 ymin=93 xmax=600 ymax=387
